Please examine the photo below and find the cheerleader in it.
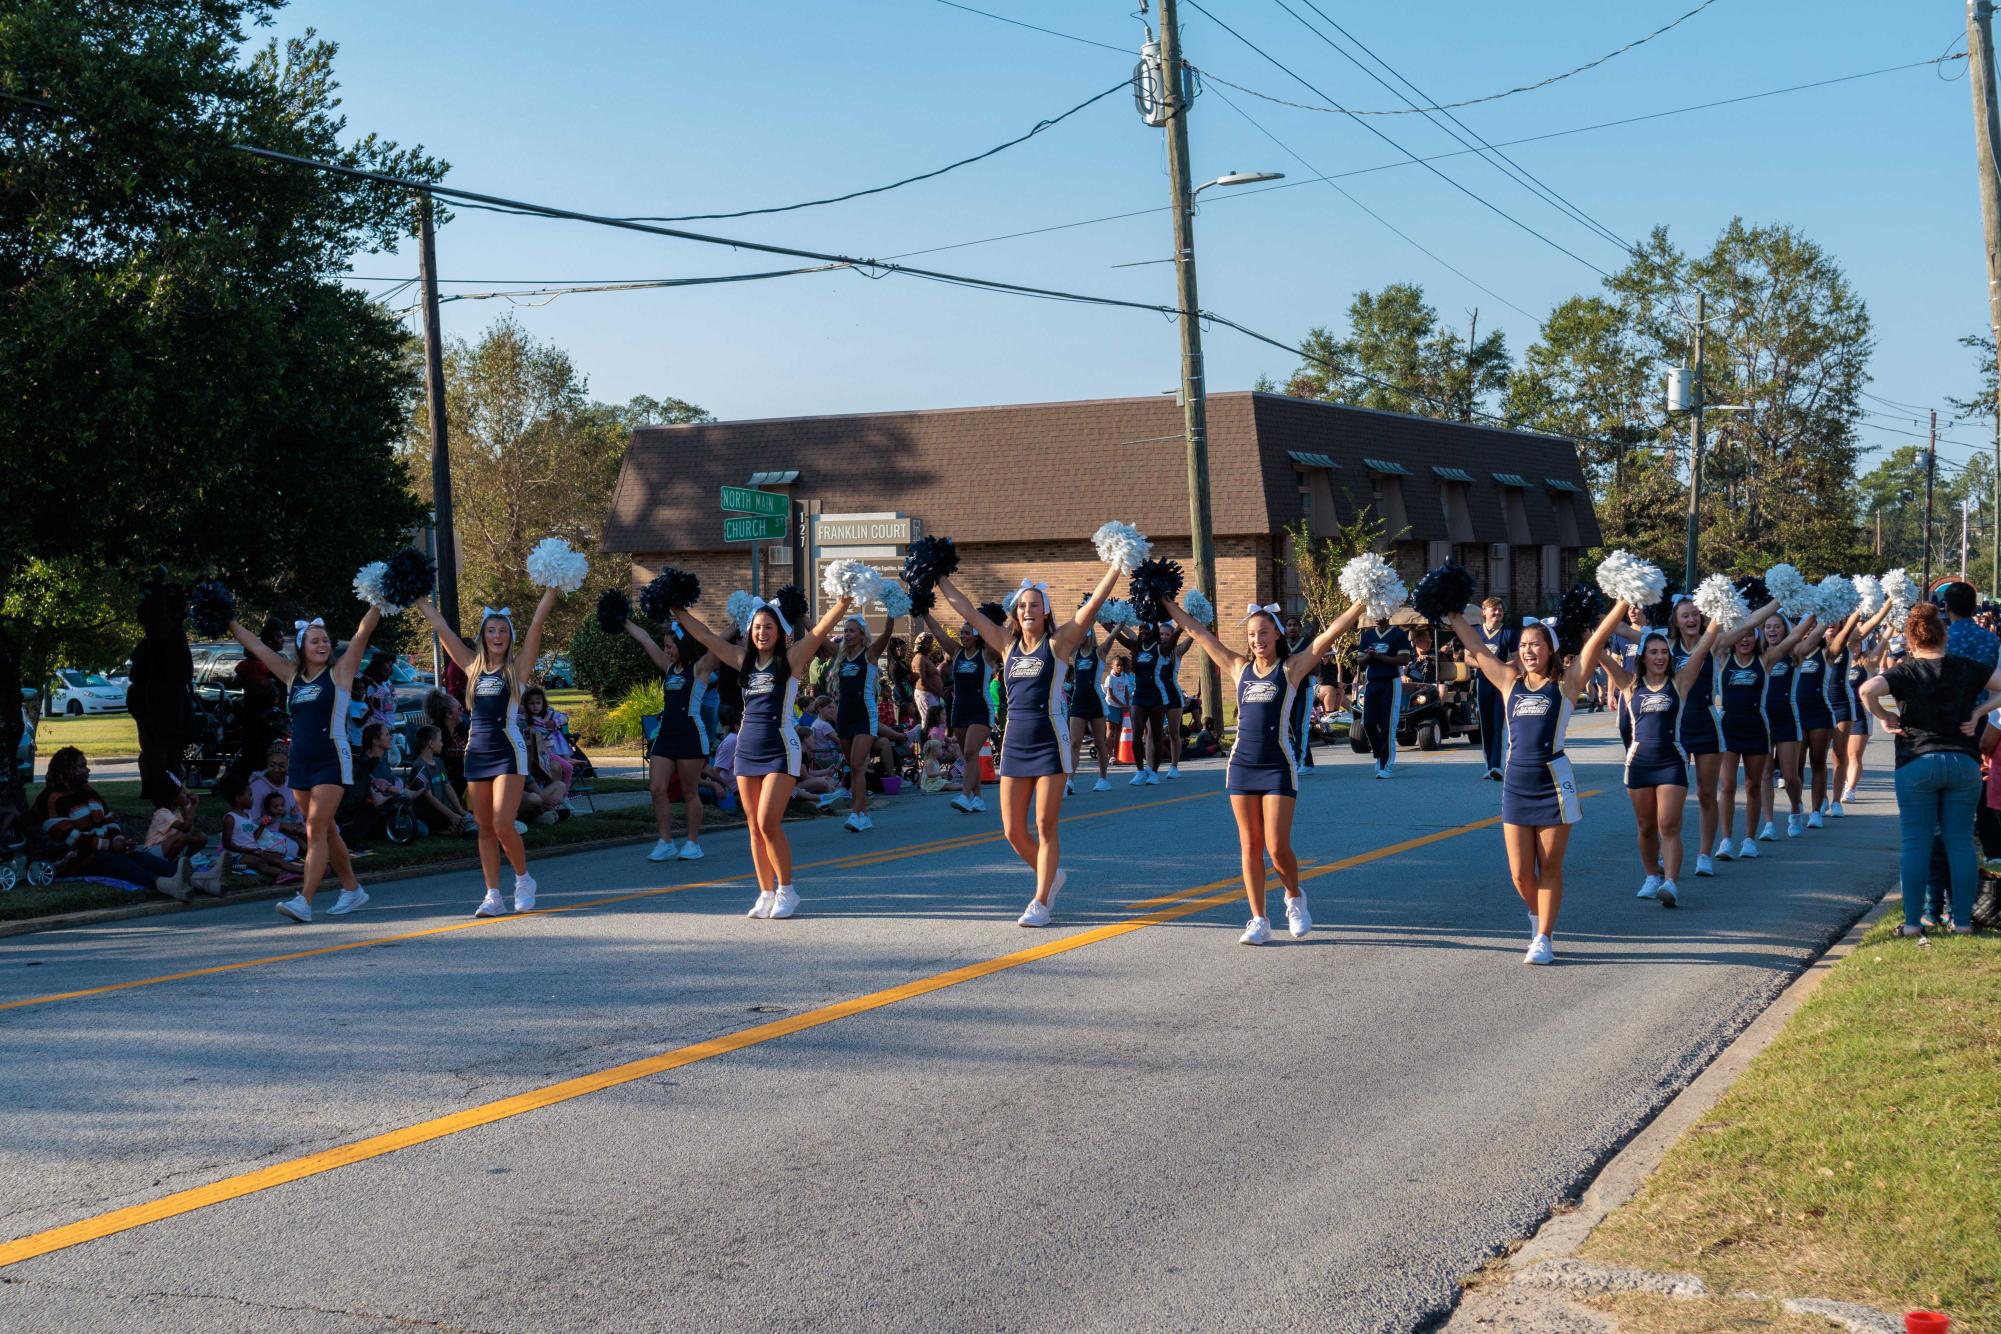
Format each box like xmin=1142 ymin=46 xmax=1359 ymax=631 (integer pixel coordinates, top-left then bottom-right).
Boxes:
xmin=1157 ymin=621 xmax=1195 ymax=778
xmin=933 ymin=562 xmax=1121 ymax=926
xmin=1664 ymin=597 xmax=1730 ymax=877
xmin=1828 ymin=599 xmax=1895 ymax=810
xmin=227 ymin=608 xmax=382 ymax=922
xmin=1111 ymin=622 xmax=1170 ymax=784
xmin=1794 ymin=611 xmax=1869 ymax=827
xmin=1839 ymin=616 xmax=1890 ymax=804
xmin=919 ymin=611 xmax=999 ymax=812
xmin=1600 ymin=620 xmax=1719 ymax=907
xmin=620 ymin=617 xmax=715 ymax=862
xmin=1714 ymin=605 xmax=1810 ymax=859
xmin=1356 ymin=612 xmax=1413 ymax=777
xmin=1447 ymin=599 xmax=1628 ymax=964
xmin=414 ymin=590 xmax=560 ymax=916
xmin=1065 ymin=612 xmax=1113 ymax=794
xmin=830 ymin=613 xmax=899 ymax=832
xmin=1166 ymin=597 xmax=1365 ymax=943
xmin=1473 ymin=596 xmax=1520 ymax=780
xmin=676 ymin=593 xmax=853 ymax=919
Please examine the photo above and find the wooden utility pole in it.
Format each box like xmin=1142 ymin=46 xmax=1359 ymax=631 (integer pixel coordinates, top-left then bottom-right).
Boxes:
xmin=1924 ymin=408 xmax=1939 ymax=589
xmin=1681 ymin=292 xmax=1707 ymax=588
xmin=416 ymin=192 xmax=460 ymax=634
xmin=1972 ymin=0 xmax=2001 ymax=592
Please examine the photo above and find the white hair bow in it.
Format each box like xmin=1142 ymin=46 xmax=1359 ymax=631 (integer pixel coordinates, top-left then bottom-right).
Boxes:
xmin=1244 ymin=602 xmax=1282 ymax=621
xmin=1004 ymin=579 xmax=1050 ymax=614
xmin=747 ymin=597 xmax=791 ymax=634
xmin=293 ymin=617 xmax=325 ymax=640
xmin=481 ymin=606 xmax=513 ymax=624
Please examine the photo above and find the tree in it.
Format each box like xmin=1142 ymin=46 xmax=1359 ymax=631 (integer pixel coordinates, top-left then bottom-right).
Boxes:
xmin=2 ymin=3 xmax=441 ymax=788
xmin=1281 ymin=284 xmax=1509 ymax=421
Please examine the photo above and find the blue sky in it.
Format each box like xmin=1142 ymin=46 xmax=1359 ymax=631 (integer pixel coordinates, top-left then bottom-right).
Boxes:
xmin=275 ymin=1 xmax=1988 ymax=474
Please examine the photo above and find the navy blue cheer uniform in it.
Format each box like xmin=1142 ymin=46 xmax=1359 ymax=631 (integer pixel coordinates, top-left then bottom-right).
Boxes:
xmin=464 ymin=668 xmax=528 ymax=781
xmin=1765 ymin=652 xmax=1801 ymax=745
xmin=1358 ymin=625 xmax=1412 ymax=765
xmin=736 ymin=654 xmax=801 ymax=779
xmin=1227 ymin=659 xmax=1298 ymax=798
xmin=833 ymin=650 xmax=879 ymax=741
xmin=1286 ymin=635 xmax=1315 ymax=767
xmin=1501 ymin=677 xmax=1580 ymax=826
xmin=1717 ymin=652 xmax=1770 ymax=756
xmin=287 ymin=670 xmax=353 ymax=789
xmin=1160 ymin=643 xmax=1184 ymax=711
xmin=997 ymin=638 xmax=1068 ymax=778
xmin=1824 ymin=646 xmax=1854 ymax=725
xmin=1068 ymin=644 xmax=1105 ymax=721
xmin=1623 ymin=677 xmax=1690 ymax=789
xmin=1846 ymin=639 xmax=1873 ymax=736
xmin=949 ymin=648 xmax=991 ymax=729
xmin=1670 ymin=635 xmax=1721 ymax=756
xmin=649 ymin=662 xmax=710 ymax=761
xmin=1130 ymin=639 xmax=1165 ymax=713
xmin=1476 ymin=622 xmax=1519 ymax=772
xmin=1794 ymin=647 xmax=1834 ymax=733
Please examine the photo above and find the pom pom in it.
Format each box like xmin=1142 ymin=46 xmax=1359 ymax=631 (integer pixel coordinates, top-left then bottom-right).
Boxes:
xmin=1554 ymin=584 xmax=1608 ymax=658
xmin=1594 ymin=549 xmax=1666 ymax=610
xmin=596 ymin=588 xmax=632 ymax=634
xmin=1337 ymin=552 xmax=1408 ymax=620
xmin=637 ymin=575 xmax=672 ymax=623
xmin=907 ymin=584 xmax=936 ymax=618
xmin=648 ymin=566 xmax=700 ymax=617
xmin=822 ymin=558 xmax=883 ymax=606
xmin=1091 ymin=520 xmax=1152 ymax=574
xmin=976 ymin=600 xmax=1007 ymax=628
xmin=1765 ymin=563 xmax=1813 ymax=618
xmin=1693 ymin=573 xmax=1750 ymax=635
xmin=878 ymin=581 xmax=912 ymax=619
xmin=772 ymin=584 xmax=809 ymax=631
xmin=1097 ymin=597 xmax=1137 ymax=628
xmin=900 ymin=535 xmax=959 ymax=590
xmin=1883 ymin=568 xmax=1919 ymax=618
xmin=526 ymin=536 xmax=588 ymax=593
xmin=1128 ymin=557 xmax=1185 ymax=624
xmin=380 ymin=547 xmax=436 ymax=611
xmin=1411 ymin=561 xmax=1476 ymax=622
xmin=353 ymin=561 xmax=389 ymax=611
xmin=1852 ymin=573 xmax=1884 ymax=617
xmin=186 ymin=580 xmax=235 ymax=638
xmin=1812 ymin=573 xmax=1858 ymax=624
xmin=1733 ymin=574 xmax=1770 ymax=611
xmin=725 ymin=590 xmax=758 ymax=631
xmin=1182 ymin=589 xmax=1216 ymax=626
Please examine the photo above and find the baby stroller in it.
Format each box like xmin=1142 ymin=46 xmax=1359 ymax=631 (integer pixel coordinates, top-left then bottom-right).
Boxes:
xmin=0 ymin=791 xmax=69 ymax=892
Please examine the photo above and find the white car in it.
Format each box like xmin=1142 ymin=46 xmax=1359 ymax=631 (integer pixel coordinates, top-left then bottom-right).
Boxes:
xmin=47 ymin=669 xmax=127 ymax=717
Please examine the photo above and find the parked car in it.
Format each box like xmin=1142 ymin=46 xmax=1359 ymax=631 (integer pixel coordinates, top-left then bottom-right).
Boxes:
xmin=46 ymin=668 xmax=128 ymax=717
xmin=14 ymin=689 xmax=35 ymax=785
xmin=537 ymin=654 xmax=574 ymax=689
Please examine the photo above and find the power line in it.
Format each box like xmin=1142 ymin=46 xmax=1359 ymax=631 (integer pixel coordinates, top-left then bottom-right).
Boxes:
xmin=925 ymin=0 xmax=1132 ymax=54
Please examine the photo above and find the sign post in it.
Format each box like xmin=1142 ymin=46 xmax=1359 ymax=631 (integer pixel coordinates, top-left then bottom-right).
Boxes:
xmin=721 ymin=486 xmax=790 ymax=600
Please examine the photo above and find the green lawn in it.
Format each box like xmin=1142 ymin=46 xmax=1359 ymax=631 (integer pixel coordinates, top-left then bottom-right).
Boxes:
xmin=1579 ymin=917 xmax=2001 ymax=1332
xmin=34 ymin=712 xmax=140 ymax=760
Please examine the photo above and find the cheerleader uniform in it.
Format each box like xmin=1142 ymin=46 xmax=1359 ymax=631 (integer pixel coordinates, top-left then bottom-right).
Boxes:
xmin=736 ymin=654 xmax=801 ymax=778
xmin=997 ymin=638 xmax=1069 ymax=778
xmin=648 ymin=663 xmax=710 ymax=761
xmin=833 ymin=651 xmax=879 ymax=741
xmin=1131 ymin=641 xmax=1165 ymax=716
xmin=1226 ymin=659 xmax=1298 ymax=798
xmin=464 ymin=669 xmax=528 ymax=781
xmin=1623 ymin=677 xmax=1689 ymax=789
xmin=1501 ymin=676 xmax=1581 ymax=826
xmin=1824 ymin=646 xmax=1853 ymax=725
xmin=287 ymin=670 xmax=353 ymax=789
xmin=1845 ymin=640 xmax=1873 ymax=736
xmin=1794 ymin=647 xmax=1834 ymax=733
xmin=949 ymin=648 xmax=990 ymax=729
xmin=1765 ymin=653 xmax=1801 ymax=745
xmin=1717 ymin=652 xmax=1770 ymax=756
xmin=1357 ymin=625 xmax=1412 ymax=766
xmin=1670 ymin=636 xmax=1721 ymax=756
xmin=1068 ymin=644 xmax=1105 ymax=721
xmin=1476 ymin=623 xmax=1520 ymax=773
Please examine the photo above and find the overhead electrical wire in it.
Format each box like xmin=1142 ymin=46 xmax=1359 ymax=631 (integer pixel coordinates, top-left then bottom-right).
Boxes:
xmin=926 ymin=0 xmax=1131 ymax=54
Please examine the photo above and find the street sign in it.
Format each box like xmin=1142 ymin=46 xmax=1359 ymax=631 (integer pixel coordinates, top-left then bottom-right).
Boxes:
xmin=723 ymin=514 xmax=788 ymax=543
xmin=719 ymin=485 xmax=788 ymax=518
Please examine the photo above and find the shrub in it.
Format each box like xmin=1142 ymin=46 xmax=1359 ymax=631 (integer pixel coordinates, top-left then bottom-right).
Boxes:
xmin=570 ymin=681 xmax=662 ymax=749
xmin=570 ymin=615 xmax=659 ymax=704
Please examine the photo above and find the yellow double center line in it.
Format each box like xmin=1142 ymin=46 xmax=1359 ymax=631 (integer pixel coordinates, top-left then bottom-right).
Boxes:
xmin=0 ymin=796 xmax=1590 ymax=1270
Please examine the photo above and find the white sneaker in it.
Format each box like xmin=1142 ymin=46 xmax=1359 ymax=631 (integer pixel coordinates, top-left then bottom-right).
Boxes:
xmin=1694 ymin=854 xmax=1716 ymax=878
xmin=647 ymin=838 xmax=678 ymax=862
xmin=844 ymin=812 xmax=863 ymax=833
xmin=1092 ymin=777 xmax=1111 ymax=792
xmin=1636 ymin=874 xmax=1662 ymax=900
xmin=770 ymin=885 xmax=800 ymax=919
xmin=512 ymin=874 xmax=537 ymax=913
xmin=678 ymin=841 xmax=704 ymax=860
xmin=1806 ymin=811 xmax=1824 ymax=829
xmin=1064 ymin=780 xmax=1075 ymax=796
xmin=1524 ymin=934 xmax=1554 ymax=965
xmin=1017 ymin=897 xmax=1051 ymax=928
xmin=861 ymin=812 xmax=876 ymax=831
xmin=971 ymin=796 xmax=988 ymax=811
xmin=1163 ymin=765 xmax=1180 ymax=780
xmin=951 ymin=794 xmax=975 ymax=813
xmin=747 ymin=890 xmax=776 ymax=919
xmin=274 ymin=894 xmax=312 ymax=924
xmin=1758 ymin=821 xmax=1776 ymax=841
xmin=1828 ymin=800 xmax=1845 ymax=818
xmin=1374 ymin=767 xmax=1389 ymax=780
xmin=328 ymin=887 xmax=369 ymax=915
xmin=1284 ymin=895 xmax=1312 ymax=938
xmin=1129 ymin=771 xmax=1148 ymax=787
xmin=1239 ymin=915 xmax=1272 ymax=945
xmin=1738 ymin=838 xmax=1759 ymax=859
xmin=474 ymin=889 xmax=507 ymax=917
xmin=1715 ymin=843 xmax=1735 ymax=862
xmin=1656 ymin=878 xmax=1679 ymax=908
xmin=512 ymin=820 xmax=529 ymax=835
xmin=1381 ymin=763 xmax=1396 ymax=777
xmin=1143 ymin=771 xmax=1161 ymax=786
xmin=1787 ymin=813 xmax=1803 ymax=837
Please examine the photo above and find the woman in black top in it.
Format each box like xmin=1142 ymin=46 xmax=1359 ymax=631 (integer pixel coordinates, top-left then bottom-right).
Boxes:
xmin=1859 ymin=603 xmax=2001 ymax=935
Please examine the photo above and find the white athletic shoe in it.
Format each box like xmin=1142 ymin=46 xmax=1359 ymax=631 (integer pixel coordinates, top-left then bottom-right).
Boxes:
xmin=1047 ymin=867 xmax=1067 ymax=908
xmin=1694 ymin=854 xmax=1716 ymax=878
xmin=844 ymin=812 xmax=864 ymax=833
xmin=677 ymin=841 xmax=704 ymax=860
xmin=1738 ymin=838 xmax=1759 ymax=859
xmin=860 ymin=813 xmax=875 ymax=831
xmin=769 ymin=886 xmax=800 ymax=919
xmin=328 ymin=887 xmax=369 ymax=916
xmin=972 ymin=796 xmax=988 ymax=811
xmin=512 ymin=874 xmax=537 ymax=913
xmin=1143 ymin=771 xmax=1161 ymax=786
xmin=1284 ymin=895 xmax=1312 ymax=938
xmin=951 ymin=794 xmax=975 ymax=813
xmin=1758 ymin=821 xmax=1777 ymax=841
xmin=1715 ymin=843 xmax=1735 ymax=862
xmin=1806 ymin=811 xmax=1824 ymax=829
xmin=1239 ymin=916 xmax=1272 ymax=946
xmin=512 ymin=820 xmax=529 ymax=836
xmin=275 ymin=894 xmax=312 ymax=924
xmin=1524 ymin=934 xmax=1555 ymax=966
xmin=1374 ymin=767 xmax=1389 ymax=781
xmin=1163 ymin=765 xmax=1180 ymax=780
xmin=1129 ymin=771 xmax=1148 ymax=787
xmin=747 ymin=890 xmax=776 ymax=919
xmin=1636 ymin=874 xmax=1662 ymax=900
xmin=1381 ymin=763 xmax=1396 ymax=777
xmin=1656 ymin=878 xmax=1679 ymax=908
xmin=1064 ymin=780 xmax=1075 ymax=796
xmin=1092 ymin=777 xmax=1111 ymax=792
xmin=1828 ymin=800 xmax=1845 ymax=819
xmin=1017 ymin=897 xmax=1052 ymax=928
xmin=647 ymin=838 xmax=678 ymax=862
xmin=1787 ymin=813 xmax=1804 ymax=838
xmin=474 ymin=889 xmax=507 ymax=918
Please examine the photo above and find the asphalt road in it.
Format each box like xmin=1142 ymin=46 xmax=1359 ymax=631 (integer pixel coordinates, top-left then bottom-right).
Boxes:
xmin=0 ymin=711 xmax=1895 ymax=1333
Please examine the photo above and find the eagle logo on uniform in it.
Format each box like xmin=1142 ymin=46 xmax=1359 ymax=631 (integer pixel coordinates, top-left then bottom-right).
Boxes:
xmin=1008 ymin=655 xmax=1045 ymax=680
xmin=1513 ymin=694 xmax=1553 ymax=718
xmin=1639 ymin=692 xmax=1674 ymax=714
xmin=293 ymin=683 xmax=323 ymax=704
xmin=744 ymin=671 xmax=775 ymax=696
xmin=1241 ymin=680 xmax=1279 ymax=705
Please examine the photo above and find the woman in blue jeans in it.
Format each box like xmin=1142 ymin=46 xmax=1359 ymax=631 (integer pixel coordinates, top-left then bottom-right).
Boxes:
xmin=1859 ymin=603 xmax=2001 ymax=935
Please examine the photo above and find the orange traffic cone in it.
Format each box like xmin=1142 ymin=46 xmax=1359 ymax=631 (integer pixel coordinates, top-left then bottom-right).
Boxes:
xmin=1117 ymin=716 xmax=1136 ymax=765
xmin=978 ymin=739 xmax=998 ymax=783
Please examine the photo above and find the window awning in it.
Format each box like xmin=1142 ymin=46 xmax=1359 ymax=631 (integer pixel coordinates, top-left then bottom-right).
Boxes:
xmin=1492 ymin=472 xmax=1529 ymax=488
xmin=1287 ymin=450 xmax=1336 ymax=469
xmin=1545 ymin=477 xmax=1583 ymax=493
xmin=746 ymin=469 xmax=799 ymax=486
xmin=1432 ymin=466 xmax=1474 ymax=482
xmin=1364 ymin=457 xmax=1412 ymax=476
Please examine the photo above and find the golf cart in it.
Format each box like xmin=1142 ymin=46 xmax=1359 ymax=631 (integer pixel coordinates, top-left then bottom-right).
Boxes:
xmin=1348 ymin=635 xmax=1482 ymax=755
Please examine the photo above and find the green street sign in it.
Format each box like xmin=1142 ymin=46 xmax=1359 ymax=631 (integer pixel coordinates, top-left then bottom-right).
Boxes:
xmin=719 ymin=485 xmax=788 ymax=518
xmin=723 ymin=514 xmax=788 ymax=543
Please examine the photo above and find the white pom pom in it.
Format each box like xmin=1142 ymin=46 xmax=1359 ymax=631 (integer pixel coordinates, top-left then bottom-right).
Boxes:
xmin=1812 ymin=573 xmax=1859 ymax=623
xmin=353 ymin=560 xmax=392 ymax=611
xmin=1092 ymin=520 xmax=1152 ymax=574
xmin=1852 ymin=574 xmax=1883 ymax=617
xmin=1765 ymin=563 xmax=1813 ymax=618
xmin=1183 ymin=589 xmax=1216 ymax=626
xmin=821 ymin=558 xmax=882 ymax=605
xmin=1882 ymin=568 xmax=1919 ymax=618
xmin=1337 ymin=552 xmax=1408 ymax=620
xmin=1594 ymin=549 xmax=1667 ymax=609
xmin=878 ymin=581 xmax=912 ymax=619
xmin=1693 ymin=574 xmax=1750 ymax=635
xmin=526 ymin=537 xmax=588 ymax=593
xmin=725 ymin=590 xmax=757 ymax=631
xmin=1097 ymin=597 xmax=1137 ymax=628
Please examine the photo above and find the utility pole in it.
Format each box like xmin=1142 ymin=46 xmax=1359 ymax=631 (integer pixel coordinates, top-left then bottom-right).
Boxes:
xmin=416 ymin=192 xmax=460 ymax=636
xmin=1924 ymin=408 xmax=1938 ymax=589
xmin=1963 ymin=496 xmax=1972 ymax=576
xmin=1157 ymin=0 xmax=1221 ymax=717
xmin=1974 ymin=0 xmax=2001 ymax=593
xmin=1681 ymin=292 xmax=1706 ymax=588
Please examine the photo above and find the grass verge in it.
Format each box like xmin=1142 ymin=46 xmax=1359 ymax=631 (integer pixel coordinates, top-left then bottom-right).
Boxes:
xmin=1580 ymin=918 xmax=2001 ymax=1332
xmin=33 ymin=713 xmax=139 ymax=759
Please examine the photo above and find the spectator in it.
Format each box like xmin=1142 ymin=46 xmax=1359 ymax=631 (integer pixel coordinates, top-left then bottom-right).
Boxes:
xmin=361 ymin=653 xmax=399 ymax=752
xmin=1183 ymin=716 xmax=1222 ymax=759
xmin=33 ymin=746 xmax=191 ymax=900
xmin=256 ymin=791 xmax=303 ymax=860
xmin=520 ymin=685 xmax=577 ymax=790
xmin=921 ymin=731 xmax=962 ymax=793
xmin=914 ymin=633 xmax=947 ymax=724
xmin=523 ymin=740 xmax=570 ymax=826
xmin=142 ymin=779 xmax=207 ymax=863
xmin=249 ymin=743 xmax=306 ymax=840
xmin=423 ymin=687 xmax=470 ymax=787
xmin=1102 ymin=654 xmax=1134 ymax=741
xmin=407 ymin=724 xmax=473 ymax=835
xmin=1928 ymin=580 xmax=2001 ymax=917
xmin=336 ymin=722 xmax=403 ymax=845
xmin=713 ymin=727 xmax=738 ymax=788
xmin=804 ymin=696 xmax=843 ymax=772
xmin=219 ymin=772 xmax=304 ymax=880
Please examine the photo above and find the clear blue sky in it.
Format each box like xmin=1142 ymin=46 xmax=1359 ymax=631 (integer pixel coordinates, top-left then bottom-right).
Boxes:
xmin=273 ymin=1 xmax=1987 ymax=473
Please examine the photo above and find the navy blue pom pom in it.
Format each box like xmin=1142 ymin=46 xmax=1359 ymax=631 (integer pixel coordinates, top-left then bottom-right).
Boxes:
xmin=596 ymin=588 xmax=632 ymax=634
xmin=901 ymin=535 xmax=960 ymax=590
xmin=1412 ymin=561 xmax=1477 ymax=622
xmin=187 ymin=581 xmax=234 ymax=638
xmin=380 ymin=547 xmax=436 ymax=610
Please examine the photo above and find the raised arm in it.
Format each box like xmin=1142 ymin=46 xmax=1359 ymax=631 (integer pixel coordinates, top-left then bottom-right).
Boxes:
xmin=413 ymin=597 xmax=475 ymax=673
xmin=869 ymin=616 xmax=898 ymax=660
xmin=621 ymin=618 xmax=676 ymax=671
xmin=919 ymin=611 xmax=951 ymax=649
xmin=672 ymin=606 xmax=744 ymax=672
xmin=1056 ymin=562 xmax=1122 ymax=658
xmin=1163 ymin=599 xmax=1242 ymax=679
xmin=227 ymin=620 xmax=295 ymax=685
xmin=1671 ymin=622 xmax=1721 ymax=695
xmin=1566 ymin=601 xmax=1632 ymax=701
xmin=788 ymin=595 xmax=855 ymax=674
xmin=331 ymin=606 xmax=383 ymax=691
xmin=516 ymin=586 xmax=561 ymax=673
xmin=1823 ymin=609 xmax=1863 ymax=659
xmin=1785 ymin=613 xmax=1822 ymax=661
xmin=1303 ymin=601 xmax=1367 ymax=663
xmin=935 ymin=576 xmax=1009 ymax=657
xmin=1444 ymin=612 xmax=1517 ymax=694
xmin=1857 ymin=674 xmax=1897 ymax=733
xmin=1761 ymin=610 xmax=1816 ymax=667
xmin=1599 ymin=644 xmax=1636 ymax=692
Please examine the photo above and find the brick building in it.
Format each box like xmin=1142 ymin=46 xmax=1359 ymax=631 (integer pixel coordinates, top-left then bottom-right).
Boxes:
xmin=600 ymin=392 xmax=1601 ymax=634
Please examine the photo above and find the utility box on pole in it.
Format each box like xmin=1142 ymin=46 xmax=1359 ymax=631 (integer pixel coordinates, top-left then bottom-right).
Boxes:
xmin=1666 ymin=367 xmax=1692 ymax=414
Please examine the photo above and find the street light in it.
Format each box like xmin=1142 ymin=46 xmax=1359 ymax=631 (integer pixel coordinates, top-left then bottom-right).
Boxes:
xmin=1193 ymin=170 xmax=1285 ymax=199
